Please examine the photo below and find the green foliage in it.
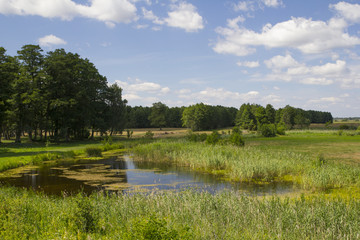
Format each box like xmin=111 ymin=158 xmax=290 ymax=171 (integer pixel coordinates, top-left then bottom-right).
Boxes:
xmin=144 ymin=131 xmax=154 ymax=139
xmin=129 ymin=216 xmax=188 ymax=240
xmin=186 ymin=131 xmax=207 ymax=142
xmin=85 ymin=147 xmax=102 ymax=157
xmin=205 ymin=131 xmax=220 ymax=145
xmin=2 ymin=187 xmax=359 ymax=239
xmin=276 ymin=124 xmax=286 ymax=135
xmin=260 ymin=124 xmax=277 ymax=137
xmin=339 ymin=124 xmax=350 ymax=130
xmin=31 ymin=151 xmax=76 ymax=164
xmin=229 ymin=132 xmax=245 ymax=146
xmin=148 ymin=102 xmax=168 ymax=130
xmin=126 ymin=129 xmax=133 ymax=138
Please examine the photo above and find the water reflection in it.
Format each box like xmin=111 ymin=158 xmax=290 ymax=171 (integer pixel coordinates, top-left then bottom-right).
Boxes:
xmin=0 ymin=155 xmax=296 ymax=196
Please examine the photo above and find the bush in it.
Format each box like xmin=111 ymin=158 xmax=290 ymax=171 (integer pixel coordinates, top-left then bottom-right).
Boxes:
xmin=339 ymin=124 xmax=350 ymax=130
xmin=186 ymin=131 xmax=207 ymax=142
xmin=85 ymin=147 xmax=102 ymax=157
xmin=144 ymin=131 xmax=154 ymax=139
xmin=260 ymin=124 xmax=277 ymax=137
xmin=232 ymin=126 xmax=241 ymax=134
xmin=229 ymin=132 xmax=245 ymax=146
xmin=277 ymin=125 xmax=286 ymax=135
xmin=206 ymin=131 xmax=220 ymax=145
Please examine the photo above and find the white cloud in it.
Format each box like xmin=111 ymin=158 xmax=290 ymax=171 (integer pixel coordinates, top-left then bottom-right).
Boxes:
xmin=142 ymin=7 xmax=164 ymax=25
xmin=38 ymin=34 xmax=67 ymax=47
xmin=299 ymin=77 xmax=334 ymax=86
xmin=308 ymin=97 xmax=343 ymax=104
xmin=227 ymin=16 xmax=246 ymax=29
xmin=214 ymin=17 xmax=360 ymax=56
xmin=264 ymin=54 xmax=299 ymax=69
xmin=264 ymin=54 xmax=353 ymax=86
xmin=330 ymin=2 xmax=360 ymax=23
xmin=261 ymin=94 xmax=283 ymax=103
xmin=262 ymin=0 xmax=283 ymax=8
xmin=164 ymin=2 xmax=204 ymax=32
xmin=233 ymin=1 xmax=254 ymax=12
xmin=0 ymin=0 xmax=138 ymax=27
xmin=237 ymin=61 xmax=259 ymax=68
xmin=179 ymin=88 xmax=259 ymax=104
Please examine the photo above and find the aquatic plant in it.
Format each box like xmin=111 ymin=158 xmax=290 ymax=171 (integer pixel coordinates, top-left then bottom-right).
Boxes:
xmin=85 ymin=147 xmax=103 ymax=157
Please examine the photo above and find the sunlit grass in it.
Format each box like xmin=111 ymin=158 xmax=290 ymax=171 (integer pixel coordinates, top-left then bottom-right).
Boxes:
xmin=0 ymin=187 xmax=359 ymax=239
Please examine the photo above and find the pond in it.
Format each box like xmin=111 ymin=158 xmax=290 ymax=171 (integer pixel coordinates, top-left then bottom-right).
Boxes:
xmin=0 ymin=155 xmax=297 ymax=196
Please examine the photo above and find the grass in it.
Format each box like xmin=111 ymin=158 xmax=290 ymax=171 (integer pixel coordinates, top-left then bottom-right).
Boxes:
xmin=133 ymin=130 xmax=360 ymax=191
xmin=1 ymin=129 xmax=360 ymax=238
xmin=0 ymin=137 xmax=126 ymax=172
xmin=0 ymin=187 xmax=359 ymax=239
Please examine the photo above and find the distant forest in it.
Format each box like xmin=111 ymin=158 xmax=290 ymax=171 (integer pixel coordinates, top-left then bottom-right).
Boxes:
xmin=1 ymin=45 xmax=332 ymax=143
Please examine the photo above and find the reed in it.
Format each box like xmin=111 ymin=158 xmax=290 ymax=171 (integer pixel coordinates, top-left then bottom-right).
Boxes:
xmin=0 ymin=187 xmax=359 ymax=239
xmin=133 ymin=139 xmax=360 ymax=190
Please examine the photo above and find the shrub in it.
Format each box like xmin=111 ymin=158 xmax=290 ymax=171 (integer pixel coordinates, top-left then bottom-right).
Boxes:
xmin=277 ymin=125 xmax=286 ymax=135
xmin=144 ymin=131 xmax=154 ymax=139
xmin=85 ymin=147 xmax=102 ymax=157
xmin=126 ymin=129 xmax=133 ymax=138
xmin=186 ymin=131 xmax=207 ymax=142
xmin=260 ymin=124 xmax=277 ymax=137
xmin=206 ymin=131 xmax=221 ymax=145
xmin=232 ymin=126 xmax=241 ymax=134
xmin=229 ymin=132 xmax=245 ymax=146
xmin=339 ymin=124 xmax=350 ymax=130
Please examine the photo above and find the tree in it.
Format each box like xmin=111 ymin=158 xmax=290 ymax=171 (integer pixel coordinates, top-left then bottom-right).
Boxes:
xmin=105 ymin=84 xmax=127 ymax=136
xmin=0 ymin=47 xmax=18 ymax=142
xmin=16 ymin=45 xmax=46 ymax=141
xmin=148 ymin=102 xmax=168 ymax=130
xmin=182 ymin=103 xmax=212 ymax=131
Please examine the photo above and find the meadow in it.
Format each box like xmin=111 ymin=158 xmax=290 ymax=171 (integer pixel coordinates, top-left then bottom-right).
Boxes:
xmin=1 ymin=128 xmax=360 ymax=239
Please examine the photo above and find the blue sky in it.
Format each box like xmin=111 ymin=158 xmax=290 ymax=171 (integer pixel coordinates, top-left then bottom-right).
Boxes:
xmin=1 ymin=0 xmax=360 ymax=117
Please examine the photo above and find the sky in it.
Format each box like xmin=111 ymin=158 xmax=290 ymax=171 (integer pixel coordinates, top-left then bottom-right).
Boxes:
xmin=1 ymin=0 xmax=360 ymax=117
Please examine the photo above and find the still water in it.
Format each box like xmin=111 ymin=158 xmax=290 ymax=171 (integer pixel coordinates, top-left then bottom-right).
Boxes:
xmin=0 ymin=155 xmax=296 ymax=196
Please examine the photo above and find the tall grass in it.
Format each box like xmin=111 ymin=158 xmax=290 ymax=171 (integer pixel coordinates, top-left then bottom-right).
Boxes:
xmin=0 ymin=187 xmax=359 ymax=239
xmin=133 ymin=139 xmax=360 ymax=190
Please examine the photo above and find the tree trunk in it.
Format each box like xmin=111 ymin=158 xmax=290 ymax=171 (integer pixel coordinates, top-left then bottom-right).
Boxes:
xmin=15 ymin=129 xmax=21 ymax=143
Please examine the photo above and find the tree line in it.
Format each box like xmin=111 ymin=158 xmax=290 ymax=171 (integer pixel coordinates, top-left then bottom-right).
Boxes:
xmin=0 ymin=45 xmax=126 ymax=143
xmin=1 ymin=45 xmax=333 ymax=143
xmin=128 ymin=102 xmax=332 ymax=132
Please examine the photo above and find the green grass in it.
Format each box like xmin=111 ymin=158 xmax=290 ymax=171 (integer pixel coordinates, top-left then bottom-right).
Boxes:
xmin=0 ymin=137 xmax=127 ymax=172
xmin=0 ymin=187 xmax=359 ymax=239
xmin=133 ymin=130 xmax=360 ymax=191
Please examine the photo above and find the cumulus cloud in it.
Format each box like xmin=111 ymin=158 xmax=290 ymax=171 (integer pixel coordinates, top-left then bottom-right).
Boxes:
xmin=233 ymin=1 xmax=254 ymax=12
xmin=331 ymin=2 xmax=360 ymax=23
xmin=264 ymin=54 xmax=299 ymax=69
xmin=0 ymin=0 xmax=138 ymax=27
xmin=164 ymin=2 xmax=204 ymax=32
xmin=178 ymin=88 xmax=260 ymax=105
xmin=115 ymin=78 xmax=170 ymax=99
xmin=237 ymin=61 xmax=259 ymax=68
xmin=299 ymin=77 xmax=334 ymax=86
xmin=38 ymin=34 xmax=67 ymax=47
xmin=214 ymin=17 xmax=360 ymax=56
xmin=308 ymin=97 xmax=343 ymax=104
xmin=264 ymin=53 xmax=353 ymax=86
xmin=262 ymin=0 xmax=283 ymax=8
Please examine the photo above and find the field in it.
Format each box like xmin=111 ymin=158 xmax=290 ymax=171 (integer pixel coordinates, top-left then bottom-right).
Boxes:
xmin=1 ymin=128 xmax=360 ymax=239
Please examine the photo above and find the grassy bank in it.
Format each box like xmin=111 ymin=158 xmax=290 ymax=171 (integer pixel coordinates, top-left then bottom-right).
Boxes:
xmin=0 ymin=187 xmax=359 ymax=239
xmin=133 ymin=131 xmax=360 ymax=191
xmin=0 ymin=138 xmax=127 ymax=172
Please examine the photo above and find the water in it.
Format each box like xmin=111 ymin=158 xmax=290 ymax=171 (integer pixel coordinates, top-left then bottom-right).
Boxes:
xmin=0 ymin=155 xmax=296 ymax=196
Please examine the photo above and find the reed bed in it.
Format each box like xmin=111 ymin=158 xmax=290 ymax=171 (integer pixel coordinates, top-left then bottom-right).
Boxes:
xmin=133 ymin=140 xmax=360 ymax=190
xmin=0 ymin=187 xmax=359 ymax=239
